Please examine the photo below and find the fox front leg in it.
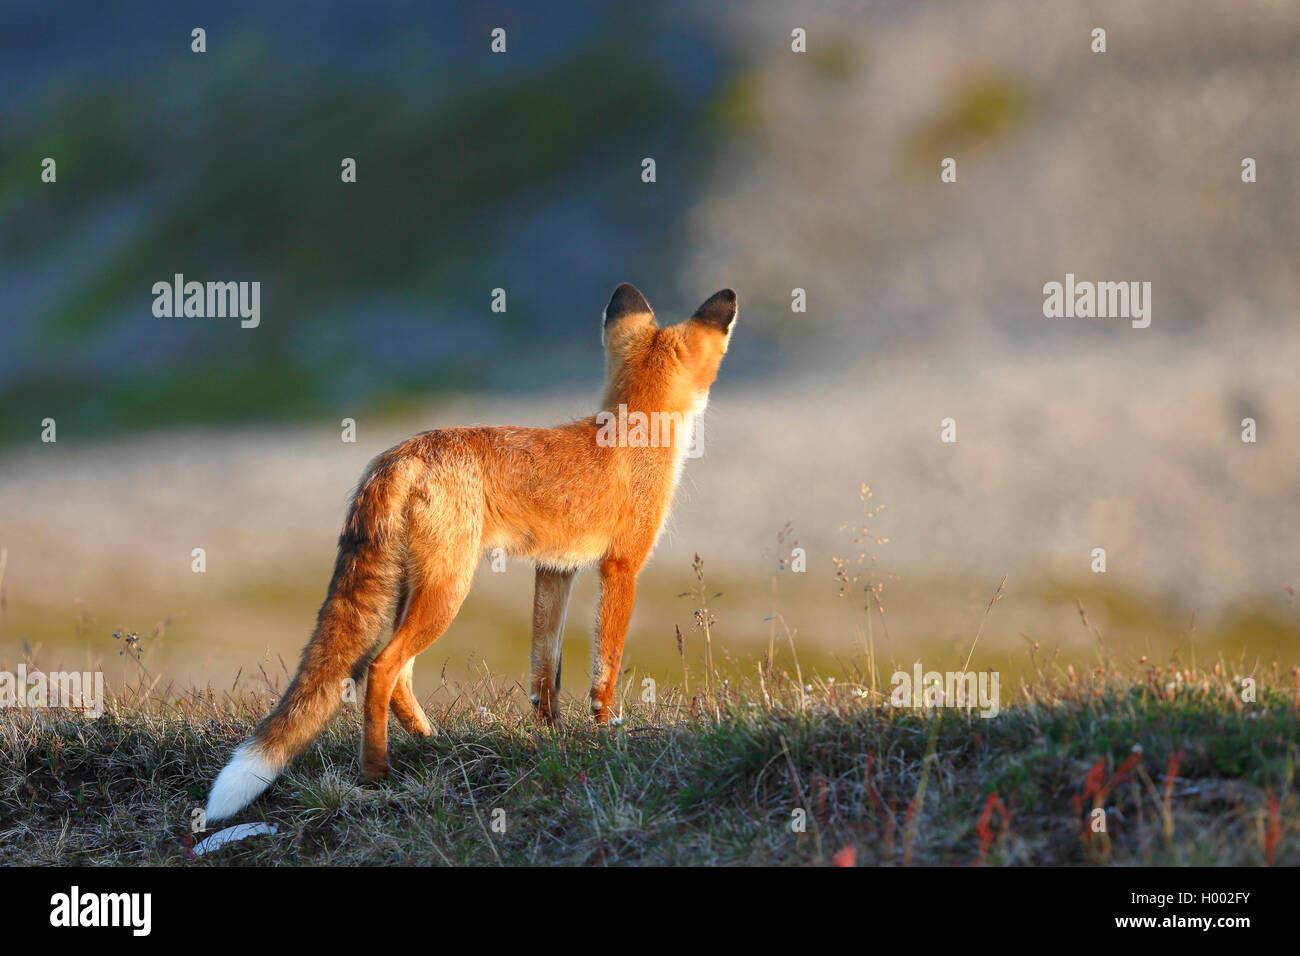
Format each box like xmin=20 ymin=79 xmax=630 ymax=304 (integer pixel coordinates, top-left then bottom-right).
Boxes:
xmin=589 ymin=557 xmax=639 ymax=725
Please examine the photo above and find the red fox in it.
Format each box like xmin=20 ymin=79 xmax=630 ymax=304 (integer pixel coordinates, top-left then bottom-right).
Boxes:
xmin=205 ymin=284 xmax=737 ymax=820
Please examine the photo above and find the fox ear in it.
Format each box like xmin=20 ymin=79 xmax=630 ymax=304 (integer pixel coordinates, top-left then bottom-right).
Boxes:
xmin=603 ymin=283 xmax=654 ymax=328
xmin=691 ymin=288 xmax=737 ymax=331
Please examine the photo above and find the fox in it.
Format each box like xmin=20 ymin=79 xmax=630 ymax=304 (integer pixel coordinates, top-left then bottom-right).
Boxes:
xmin=204 ymin=283 xmax=737 ymax=821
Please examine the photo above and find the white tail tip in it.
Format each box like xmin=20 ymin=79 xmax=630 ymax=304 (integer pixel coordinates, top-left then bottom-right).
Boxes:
xmin=205 ymin=740 xmax=280 ymax=822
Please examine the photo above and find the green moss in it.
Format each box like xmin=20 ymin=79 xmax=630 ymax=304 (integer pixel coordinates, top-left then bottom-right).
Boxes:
xmin=708 ymin=70 xmax=764 ymax=134
xmin=902 ymin=72 xmax=1031 ymax=172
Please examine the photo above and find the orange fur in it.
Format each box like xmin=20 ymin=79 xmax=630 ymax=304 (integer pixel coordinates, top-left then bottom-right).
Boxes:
xmin=205 ymin=284 xmax=736 ymax=815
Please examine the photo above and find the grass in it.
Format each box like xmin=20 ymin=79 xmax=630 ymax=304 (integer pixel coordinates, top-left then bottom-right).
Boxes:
xmin=1 ymin=637 xmax=1296 ymax=866
xmin=3 ymin=519 xmax=1296 ymax=866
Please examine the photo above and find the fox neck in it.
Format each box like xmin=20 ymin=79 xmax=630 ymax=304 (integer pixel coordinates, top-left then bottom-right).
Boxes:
xmin=595 ymin=384 xmax=706 ymax=463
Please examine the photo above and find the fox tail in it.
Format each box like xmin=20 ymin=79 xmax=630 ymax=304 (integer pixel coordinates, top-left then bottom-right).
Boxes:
xmin=204 ymin=450 xmax=419 ymax=822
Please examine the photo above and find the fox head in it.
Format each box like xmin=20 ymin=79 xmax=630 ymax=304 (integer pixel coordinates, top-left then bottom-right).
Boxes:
xmin=600 ymin=283 xmax=737 ymax=419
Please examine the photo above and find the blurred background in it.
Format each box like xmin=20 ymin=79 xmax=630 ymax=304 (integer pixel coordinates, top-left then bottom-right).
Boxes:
xmin=2 ymin=0 xmax=1297 ymax=703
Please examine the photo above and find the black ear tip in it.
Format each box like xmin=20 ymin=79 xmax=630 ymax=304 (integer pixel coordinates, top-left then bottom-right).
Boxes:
xmin=692 ymin=288 xmax=739 ymax=328
xmin=605 ymin=283 xmax=653 ymax=325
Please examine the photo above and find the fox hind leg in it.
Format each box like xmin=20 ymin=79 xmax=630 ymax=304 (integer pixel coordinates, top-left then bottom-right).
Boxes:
xmin=363 ymin=561 xmax=474 ymax=780
xmin=390 ymin=657 xmax=431 ymax=737
xmin=386 ymin=575 xmax=431 ymax=736
xmin=529 ymin=566 xmax=577 ymax=725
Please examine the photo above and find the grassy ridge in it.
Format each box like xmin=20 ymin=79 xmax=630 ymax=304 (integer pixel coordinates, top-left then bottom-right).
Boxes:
xmin=1 ymin=657 xmax=1295 ymax=866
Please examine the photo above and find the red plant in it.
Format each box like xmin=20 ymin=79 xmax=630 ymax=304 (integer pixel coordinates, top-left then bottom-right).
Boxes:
xmin=1074 ymin=750 xmax=1145 ymax=853
xmin=1081 ymin=756 xmax=1107 ymax=802
xmin=1099 ymin=751 xmax=1142 ymax=803
xmin=1264 ymin=793 xmax=1281 ymax=866
xmin=974 ymin=792 xmax=1011 ymax=865
xmin=902 ymin=796 xmax=921 ymax=866
xmin=1162 ymin=750 xmax=1183 ymax=805
xmin=1080 ymin=751 xmax=1143 ymax=808
xmin=831 ymin=845 xmax=856 ymax=867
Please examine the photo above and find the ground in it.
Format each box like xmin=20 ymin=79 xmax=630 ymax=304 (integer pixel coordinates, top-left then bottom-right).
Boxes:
xmin=1 ymin=660 xmax=1294 ymax=866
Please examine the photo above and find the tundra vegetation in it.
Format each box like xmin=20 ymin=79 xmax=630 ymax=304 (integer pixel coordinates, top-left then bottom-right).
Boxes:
xmin=1 ymin=560 xmax=1294 ymax=866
